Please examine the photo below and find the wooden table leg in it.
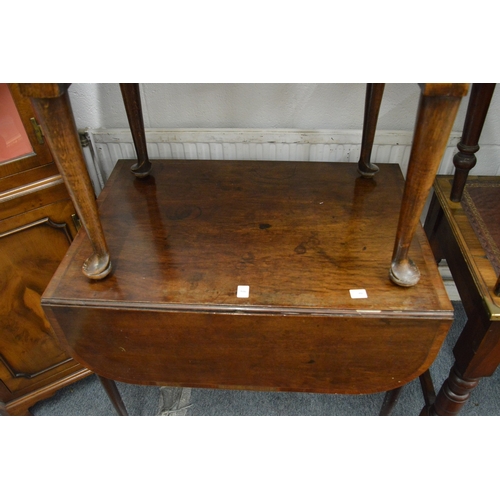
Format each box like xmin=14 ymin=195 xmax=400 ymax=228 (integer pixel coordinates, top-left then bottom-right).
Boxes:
xmin=418 ymin=370 xmax=436 ymax=408
xmin=450 ymin=83 xmax=496 ymax=202
xmin=427 ymin=364 xmax=481 ymax=416
xmin=97 ymin=376 xmax=129 ymax=416
xmin=358 ymin=83 xmax=385 ymax=178
xmin=18 ymin=84 xmax=112 ymax=280
xmin=119 ymin=83 xmax=152 ymax=178
xmin=428 ymin=312 xmax=500 ymax=415
xmin=446 ymin=82 xmax=500 ymax=295
xmin=390 ymin=84 xmax=468 ymax=287
xmin=379 ymin=386 xmax=402 ymax=416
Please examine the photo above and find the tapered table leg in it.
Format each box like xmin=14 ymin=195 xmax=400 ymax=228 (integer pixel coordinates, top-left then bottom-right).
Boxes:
xmin=418 ymin=370 xmax=436 ymax=408
xmin=119 ymin=83 xmax=152 ymax=178
xmin=97 ymin=376 xmax=129 ymax=416
xmin=358 ymin=83 xmax=385 ymax=178
xmin=18 ymin=84 xmax=111 ymax=280
xmin=450 ymin=83 xmax=496 ymax=202
xmin=390 ymin=84 xmax=468 ymax=287
xmin=379 ymin=386 xmax=402 ymax=416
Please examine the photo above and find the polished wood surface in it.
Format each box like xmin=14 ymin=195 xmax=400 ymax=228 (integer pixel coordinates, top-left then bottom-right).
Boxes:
xmin=43 ymin=159 xmax=453 ymax=395
xmin=1 ymin=85 xmax=92 ymax=415
xmin=432 ymin=177 xmax=500 ymax=313
xmin=30 ymin=83 xmax=468 ymax=289
xmin=450 ymin=83 xmax=496 ymax=202
xmin=419 ymin=83 xmax=470 ymax=97
xmin=0 ymin=199 xmax=77 ymax=384
xmin=0 ymin=185 xmax=92 ymax=416
xmin=119 ymin=83 xmax=468 ymax=290
xmin=423 ymin=176 xmax=500 ymax=415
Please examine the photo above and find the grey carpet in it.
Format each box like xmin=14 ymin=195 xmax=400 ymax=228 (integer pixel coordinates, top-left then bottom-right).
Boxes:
xmin=31 ymin=301 xmax=500 ymax=416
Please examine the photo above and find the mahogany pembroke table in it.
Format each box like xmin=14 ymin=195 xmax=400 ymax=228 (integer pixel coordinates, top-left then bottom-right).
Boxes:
xmin=18 ymin=84 xmax=468 ymax=415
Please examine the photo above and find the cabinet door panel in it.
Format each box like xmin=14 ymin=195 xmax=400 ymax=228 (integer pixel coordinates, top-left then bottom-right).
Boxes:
xmin=0 ymin=199 xmax=78 ymax=393
xmin=0 ymin=84 xmax=53 ymax=178
xmin=0 ymin=84 xmax=33 ymax=164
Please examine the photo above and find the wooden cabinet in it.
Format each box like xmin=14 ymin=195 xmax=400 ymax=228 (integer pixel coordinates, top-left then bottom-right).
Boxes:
xmin=0 ymin=83 xmax=91 ymax=416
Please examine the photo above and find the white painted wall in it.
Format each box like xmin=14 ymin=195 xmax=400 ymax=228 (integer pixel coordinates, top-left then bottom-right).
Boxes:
xmin=67 ymin=83 xmax=497 ymax=135
xmin=68 ymin=83 xmax=500 ymax=174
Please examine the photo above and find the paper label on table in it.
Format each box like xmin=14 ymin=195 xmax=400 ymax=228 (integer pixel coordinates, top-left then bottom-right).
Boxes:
xmin=237 ymin=285 xmax=250 ymax=298
xmin=350 ymin=289 xmax=368 ymax=299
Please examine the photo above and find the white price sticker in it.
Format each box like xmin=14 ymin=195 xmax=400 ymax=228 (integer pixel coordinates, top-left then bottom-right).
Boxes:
xmin=350 ymin=289 xmax=368 ymax=299
xmin=237 ymin=285 xmax=250 ymax=298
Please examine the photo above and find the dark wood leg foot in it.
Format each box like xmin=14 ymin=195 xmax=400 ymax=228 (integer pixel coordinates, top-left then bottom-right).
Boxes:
xmin=389 ymin=84 xmax=468 ymax=287
xmin=450 ymin=83 xmax=496 ymax=202
xmin=379 ymin=386 xmax=403 ymax=415
xmin=358 ymin=83 xmax=385 ymax=178
xmin=97 ymin=376 xmax=129 ymax=416
xmin=119 ymin=83 xmax=152 ymax=178
xmin=427 ymin=364 xmax=480 ymax=416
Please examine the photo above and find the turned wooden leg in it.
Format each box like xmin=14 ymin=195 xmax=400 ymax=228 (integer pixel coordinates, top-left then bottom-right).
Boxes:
xmin=426 ymin=313 xmax=500 ymax=415
xmin=427 ymin=364 xmax=480 ymax=416
xmin=390 ymin=84 xmax=468 ymax=287
xmin=379 ymin=386 xmax=402 ymax=416
xmin=119 ymin=83 xmax=152 ymax=178
xmin=450 ymin=83 xmax=496 ymax=202
xmin=97 ymin=376 xmax=128 ymax=416
xmin=18 ymin=84 xmax=111 ymax=279
xmin=358 ymin=83 xmax=385 ymax=178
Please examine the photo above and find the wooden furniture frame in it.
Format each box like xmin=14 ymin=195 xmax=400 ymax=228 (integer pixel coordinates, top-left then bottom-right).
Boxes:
xmin=19 ymin=83 xmax=467 ymax=415
xmin=0 ymin=84 xmax=92 ymax=416
xmin=422 ymin=83 xmax=500 ymax=416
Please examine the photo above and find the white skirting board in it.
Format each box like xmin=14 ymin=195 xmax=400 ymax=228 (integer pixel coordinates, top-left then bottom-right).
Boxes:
xmin=79 ymin=128 xmax=472 ymax=195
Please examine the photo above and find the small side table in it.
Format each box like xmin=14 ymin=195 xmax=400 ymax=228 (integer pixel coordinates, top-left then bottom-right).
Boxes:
xmin=19 ymin=83 xmax=468 ymax=414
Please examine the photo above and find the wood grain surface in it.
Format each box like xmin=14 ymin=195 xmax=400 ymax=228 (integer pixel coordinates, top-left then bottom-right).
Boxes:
xmin=433 ymin=176 xmax=500 ymax=316
xmin=43 ymin=160 xmax=453 ymax=393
